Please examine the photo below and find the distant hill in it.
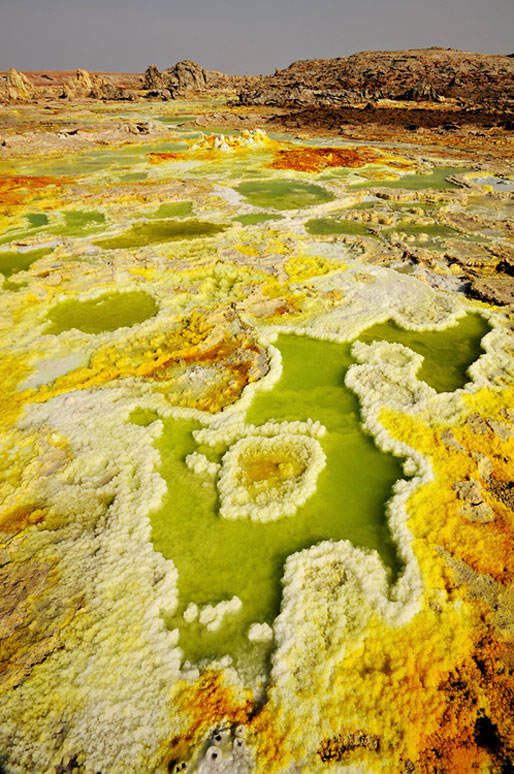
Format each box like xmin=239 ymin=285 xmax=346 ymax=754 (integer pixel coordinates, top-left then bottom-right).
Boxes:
xmin=236 ymin=48 xmax=514 ymax=109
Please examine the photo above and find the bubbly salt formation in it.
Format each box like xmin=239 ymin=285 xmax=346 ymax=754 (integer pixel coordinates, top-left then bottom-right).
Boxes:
xmin=0 ymin=115 xmax=513 ymax=774
xmin=218 ymin=433 xmax=326 ymax=522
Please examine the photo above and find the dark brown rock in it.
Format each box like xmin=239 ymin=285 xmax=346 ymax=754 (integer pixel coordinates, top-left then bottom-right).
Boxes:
xmin=237 ymin=49 xmax=514 ymax=109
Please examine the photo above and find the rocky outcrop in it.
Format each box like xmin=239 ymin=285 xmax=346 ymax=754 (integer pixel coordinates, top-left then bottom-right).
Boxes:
xmin=89 ymin=79 xmax=127 ymax=101
xmin=0 ymin=68 xmax=34 ymax=102
xmin=237 ymin=49 xmax=514 ymax=109
xmin=61 ymin=69 xmax=95 ymax=99
xmin=143 ymin=60 xmax=208 ymax=98
xmin=60 ymin=69 xmax=127 ymax=101
xmin=469 ymin=276 xmax=514 ymax=307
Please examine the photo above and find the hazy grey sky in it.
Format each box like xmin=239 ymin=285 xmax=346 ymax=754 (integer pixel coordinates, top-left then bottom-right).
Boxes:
xmin=1 ymin=0 xmax=513 ymax=74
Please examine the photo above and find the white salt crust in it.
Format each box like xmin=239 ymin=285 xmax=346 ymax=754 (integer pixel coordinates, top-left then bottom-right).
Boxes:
xmin=247 ymin=623 xmax=274 ymax=643
xmin=198 ymin=597 xmax=243 ymax=632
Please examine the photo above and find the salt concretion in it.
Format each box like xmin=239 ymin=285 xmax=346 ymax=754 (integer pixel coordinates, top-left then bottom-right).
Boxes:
xmin=1 ymin=97 xmax=514 ymax=774
xmin=190 ymin=128 xmax=277 ymax=153
xmin=218 ymin=433 xmax=326 ymax=522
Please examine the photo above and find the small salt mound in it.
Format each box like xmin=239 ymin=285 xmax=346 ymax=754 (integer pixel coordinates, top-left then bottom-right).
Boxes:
xmin=218 ymin=433 xmax=326 ymax=523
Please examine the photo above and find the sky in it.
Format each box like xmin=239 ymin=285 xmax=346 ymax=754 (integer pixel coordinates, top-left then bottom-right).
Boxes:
xmin=1 ymin=0 xmax=513 ymax=74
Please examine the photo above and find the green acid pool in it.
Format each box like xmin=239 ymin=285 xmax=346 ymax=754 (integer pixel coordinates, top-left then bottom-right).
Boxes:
xmin=304 ymin=217 xmax=371 ymax=236
xmin=351 ymin=166 xmax=466 ymax=191
xmin=359 ymin=313 xmax=490 ymax=393
xmin=142 ymin=312 xmax=490 ymax=676
xmin=382 ymin=222 xmax=458 ymax=239
xmin=233 ymin=212 xmax=284 ymax=226
xmin=0 ymin=247 xmax=54 ymax=279
xmin=148 ymin=335 xmax=404 ymax=675
xmin=237 ymin=179 xmax=335 ymax=210
xmin=93 ymin=219 xmax=228 ymax=249
xmin=46 ymin=290 xmax=158 ymax=334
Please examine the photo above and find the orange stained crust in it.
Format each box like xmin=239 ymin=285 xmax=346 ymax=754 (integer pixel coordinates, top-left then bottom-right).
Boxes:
xmin=25 ymin=311 xmax=267 ymax=413
xmin=414 ymin=634 xmax=514 ymax=773
xmin=0 ymin=175 xmax=70 ymax=208
xmin=0 ymin=505 xmax=47 ymax=535
xmin=163 ymin=671 xmax=253 ymax=767
xmin=146 ymin=152 xmax=181 ymax=164
xmin=266 ymin=146 xmax=413 ymax=173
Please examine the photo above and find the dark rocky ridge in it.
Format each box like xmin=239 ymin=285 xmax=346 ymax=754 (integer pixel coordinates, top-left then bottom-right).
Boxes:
xmin=236 ymin=48 xmax=514 ymax=109
xmin=143 ymin=60 xmax=259 ymax=99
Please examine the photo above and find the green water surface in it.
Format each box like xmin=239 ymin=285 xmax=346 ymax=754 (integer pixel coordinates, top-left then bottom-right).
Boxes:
xmin=383 ymin=222 xmax=458 ymax=239
xmin=144 ymin=313 xmax=489 ymax=675
xmin=46 ymin=290 xmax=158 ymax=334
xmin=0 ymin=247 xmax=55 ymax=278
xmin=150 ymin=201 xmax=194 ymax=219
xmin=359 ymin=313 xmax=490 ymax=392
xmin=149 ymin=335 xmax=405 ymax=674
xmin=305 ymin=217 xmax=371 ymax=236
xmin=237 ymin=179 xmax=335 ymax=210
xmin=233 ymin=212 xmax=284 ymax=226
xmin=93 ymin=219 xmax=228 ymax=249
xmin=54 ymin=210 xmax=106 ymax=237
xmin=26 ymin=213 xmax=49 ymax=228
xmin=351 ymin=166 xmax=465 ymax=191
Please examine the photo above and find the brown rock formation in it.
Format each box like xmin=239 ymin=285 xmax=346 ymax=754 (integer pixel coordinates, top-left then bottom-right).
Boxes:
xmin=60 ymin=69 xmax=127 ymax=100
xmin=0 ymin=68 xmax=34 ymax=102
xmin=237 ymin=48 xmax=514 ymax=109
xmin=469 ymin=276 xmax=514 ymax=307
xmin=143 ymin=60 xmax=208 ymax=98
xmin=61 ymin=68 xmax=95 ymax=99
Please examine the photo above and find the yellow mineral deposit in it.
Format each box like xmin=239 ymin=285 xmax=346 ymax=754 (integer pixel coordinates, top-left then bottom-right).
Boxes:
xmin=0 ymin=101 xmax=513 ymax=774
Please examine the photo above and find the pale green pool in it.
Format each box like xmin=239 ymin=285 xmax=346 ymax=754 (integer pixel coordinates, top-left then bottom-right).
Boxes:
xmin=304 ymin=217 xmax=371 ymax=236
xmin=46 ymin=290 xmax=158 ymax=334
xmin=93 ymin=219 xmax=228 ymax=249
xmin=0 ymin=247 xmax=54 ymax=278
xmin=350 ymin=166 xmax=465 ymax=191
xmin=359 ymin=313 xmax=490 ymax=392
xmin=233 ymin=212 xmax=284 ymax=226
xmin=237 ymin=179 xmax=335 ymax=210
xmin=144 ymin=313 xmax=489 ymax=674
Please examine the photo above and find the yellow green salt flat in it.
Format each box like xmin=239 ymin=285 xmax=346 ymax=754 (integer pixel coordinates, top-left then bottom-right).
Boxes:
xmin=148 ymin=314 xmax=490 ymax=674
xmin=1 ymin=115 xmax=513 ymax=774
xmin=149 ymin=334 xmax=405 ymax=674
